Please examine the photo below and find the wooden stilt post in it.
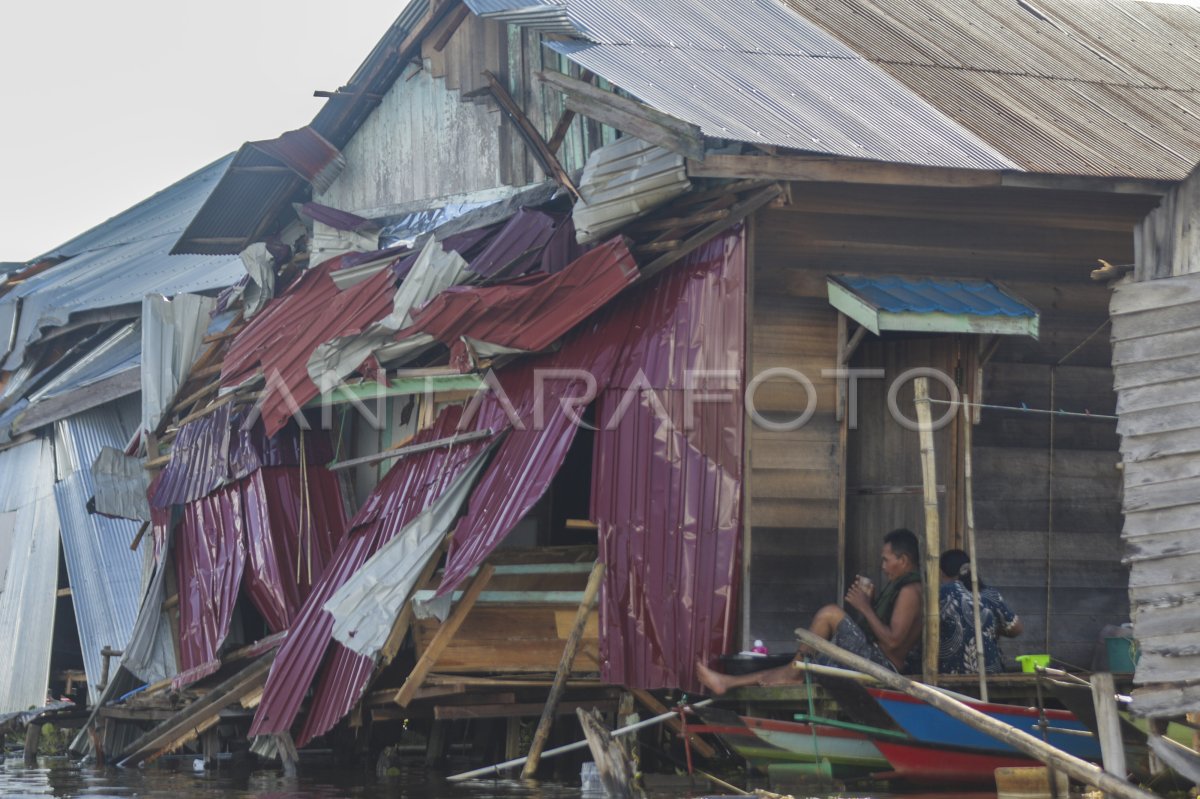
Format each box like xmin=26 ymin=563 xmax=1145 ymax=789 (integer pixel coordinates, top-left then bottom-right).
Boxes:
xmin=962 ymin=396 xmax=988 ymax=702
xmin=426 ymin=721 xmax=450 ymax=767
xmin=522 ymin=561 xmax=605 ymax=778
xmin=913 ymin=377 xmax=941 ymax=685
xmin=576 ymin=707 xmax=637 ymax=799
xmin=1090 ymin=672 xmax=1127 ymax=778
xmin=275 ymin=731 xmax=300 ymax=777
xmin=23 ymin=722 xmax=42 ymax=766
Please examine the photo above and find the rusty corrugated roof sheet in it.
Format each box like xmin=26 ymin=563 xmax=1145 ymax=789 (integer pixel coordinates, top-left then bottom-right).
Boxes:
xmin=782 ymin=0 xmax=1200 ymax=180
xmin=402 ymin=236 xmax=638 ymax=353
xmin=219 ymin=255 xmax=399 ymax=437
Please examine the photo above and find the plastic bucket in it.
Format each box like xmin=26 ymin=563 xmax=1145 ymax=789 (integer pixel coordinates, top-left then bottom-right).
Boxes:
xmin=1016 ymin=653 xmax=1050 ymax=673
xmin=1106 ymin=637 xmax=1140 ymax=673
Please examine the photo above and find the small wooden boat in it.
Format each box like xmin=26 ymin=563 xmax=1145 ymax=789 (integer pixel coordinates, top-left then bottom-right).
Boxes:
xmin=867 ymin=687 xmax=1102 ymax=761
xmin=692 ymin=707 xmax=891 ymax=775
xmin=871 ymin=738 xmax=1041 ymax=786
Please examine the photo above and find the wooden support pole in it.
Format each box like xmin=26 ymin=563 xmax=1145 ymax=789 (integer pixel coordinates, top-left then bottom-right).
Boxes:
xmin=1090 ymin=672 xmax=1127 ymax=778
xmin=483 ymin=71 xmax=581 ymax=200
xmin=522 ymin=561 xmax=606 ymax=778
xmin=795 ymin=628 xmax=1159 ymax=799
xmin=379 ymin=544 xmax=446 ymax=666
xmin=275 ymin=731 xmax=300 ymax=777
xmin=426 ymin=720 xmax=450 ymax=767
xmin=393 ymin=564 xmax=495 ymax=707
xmin=962 ymin=396 xmax=988 ymax=703
xmin=576 ymin=707 xmax=637 ymax=799
xmin=913 ymin=377 xmax=941 ymax=685
xmin=23 ymin=721 xmax=41 ymax=766
xmin=546 ymin=69 xmax=594 ymax=154
xmin=630 ymin=689 xmax=717 ymax=759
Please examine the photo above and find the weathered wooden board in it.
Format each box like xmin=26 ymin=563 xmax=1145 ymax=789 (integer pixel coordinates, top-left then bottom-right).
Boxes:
xmin=1124 ymin=528 xmax=1200 ymax=562
xmin=412 ymin=605 xmax=601 ymax=673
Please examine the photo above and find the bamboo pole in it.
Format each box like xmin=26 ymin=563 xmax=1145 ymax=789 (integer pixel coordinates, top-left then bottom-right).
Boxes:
xmin=794 ymin=628 xmax=1158 ymax=799
xmin=962 ymin=395 xmax=988 ymax=702
xmin=521 ymin=561 xmax=605 ymax=778
xmin=913 ymin=377 xmax=941 ymax=684
xmin=446 ymin=699 xmax=714 ymax=782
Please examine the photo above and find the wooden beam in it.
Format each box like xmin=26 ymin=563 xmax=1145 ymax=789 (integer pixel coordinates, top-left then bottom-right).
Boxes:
xmin=379 ymin=544 xmax=447 ymax=666
xmin=546 ymin=70 xmax=594 ymax=154
xmin=483 ymin=71 xmax=581 ymax=201
xmin=522 ymin=561 xmax=605 ymax=777
xmin=436 ymin=699 xmax=616 ymax=720
xmin=393 ymin=564 xmax=495 ymax=707
xmin=576 ymin=708 xmax=637 ymax=799
xmin=1090 ymin=672 xmax=1127 ymax=779
xmin=688 ymin=154 xmax=1173 ymax=195
xmin=537 ymin=69 xmax=705 ymax=162
xmin=639 ymin=184 xmax=783 ymax=282
xmin=431 ymin=2 xmax=470 ymax=52
xmin=630 ymin=689 xmax=717 ymax=760
xmin=913 ymin=377 xmax=941 ymax=685
xmin=327 ymin=428 xmax=493 ymax=472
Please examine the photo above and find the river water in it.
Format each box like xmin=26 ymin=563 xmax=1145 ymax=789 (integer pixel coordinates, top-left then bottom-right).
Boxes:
xmin=0 ymin=757 xmax=995 ymax=799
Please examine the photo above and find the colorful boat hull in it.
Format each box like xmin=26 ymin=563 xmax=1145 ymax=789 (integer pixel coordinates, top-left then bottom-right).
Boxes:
xmin=693 ymin=708 xmax=889 ymax=774
xmin=872 ymin=738 xmax=1041 ymax=786
xmin=867 ymin=688 xmax=1102 ymax=761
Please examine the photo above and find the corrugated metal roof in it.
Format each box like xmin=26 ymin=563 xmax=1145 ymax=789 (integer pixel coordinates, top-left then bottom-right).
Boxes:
xmin=0 ymin=436 xmax=60 ymax=713
xmin=1 ymin=155 xmax=243 ymax=371
xmin=832 ymin=275 xmax=1039 ymax=317
xmin=403 ymin=235 xmax=639 ymax=353
xmin=782 ymin=0 xmax=1200 ymax=179
xmin=573 ymin=138 xmax=692 ymax=244
xmin=546 ymin=39 xmax=1016 ymax=169
xmin=141 ymin=294 xmax=218 ymax=437
xmin=53 ymin=403 xmax=144 ymax=704
xmin=220 ymin=255 xmax=400 ymax=437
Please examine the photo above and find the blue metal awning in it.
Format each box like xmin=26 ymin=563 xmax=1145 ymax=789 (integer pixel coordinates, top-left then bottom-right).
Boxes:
xmin=827 ymin=275 xmax=1039 ymax=337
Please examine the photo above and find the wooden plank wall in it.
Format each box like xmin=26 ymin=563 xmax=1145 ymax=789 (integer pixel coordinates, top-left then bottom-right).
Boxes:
xmin=1110 ymin=273 xmax=1200 ymax=715
xmin=1136 ymin=164 xmax=1200 ymax=281
xmin=316 ymin=14 xmax=613 ymax=215
xmin=748 ymin=182 xmax=1156 ymax=664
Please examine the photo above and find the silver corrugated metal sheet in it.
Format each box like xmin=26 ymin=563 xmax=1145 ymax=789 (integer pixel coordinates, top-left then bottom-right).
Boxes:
xmin=117 ymin=537 xmax=178 ymax=686
xmin=783 ymin=0 xmax=1200 ymax=180
xmin=92 ymin=447 xmax=151 ymax=522
xmin=545 ymin=34 xmax=1016 ymax=168
xmin=1111 ymin=272 xmax=1200 ymax=718
xmin=572 ymin=137 xmax=691 ymax=244
xmin=0 ymin=436 xmax=60 ymax=713
xmin=53 ymin=403 xmax=144 ymax=704
xmin=141 ymin=293 xmax=218 ymax=436
xmin=325 ymin=445 xmax=492 ymax=656
xmin=1 ymin=156 xmax=243 ymax=371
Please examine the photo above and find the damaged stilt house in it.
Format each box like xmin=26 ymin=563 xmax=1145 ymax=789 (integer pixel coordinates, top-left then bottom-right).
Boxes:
xmin=6 ymin=0 xmax=1200 ymax=777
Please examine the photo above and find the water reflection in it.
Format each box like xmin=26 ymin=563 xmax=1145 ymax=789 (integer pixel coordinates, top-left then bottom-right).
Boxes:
xmin=0 ymin=758 xmax=990 ymax=799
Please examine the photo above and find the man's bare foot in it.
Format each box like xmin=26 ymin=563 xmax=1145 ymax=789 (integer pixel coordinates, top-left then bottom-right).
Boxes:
xmin=695 ymin=661 xmax=728 ymax=696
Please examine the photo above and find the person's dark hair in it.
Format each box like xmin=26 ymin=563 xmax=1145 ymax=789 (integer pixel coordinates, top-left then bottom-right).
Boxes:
xmin=883 ymin=528 xmax=919 ymax=568
xmin=940 ymin=548 xmax=986 ymax=590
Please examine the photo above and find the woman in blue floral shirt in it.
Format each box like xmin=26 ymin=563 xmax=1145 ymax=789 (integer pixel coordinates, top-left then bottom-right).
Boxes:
xmin=938 ymin=549 xmax=1023 ymax=674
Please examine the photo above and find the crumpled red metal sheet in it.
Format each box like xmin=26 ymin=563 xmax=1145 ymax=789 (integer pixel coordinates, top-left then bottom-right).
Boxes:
xmin=435 ymin=324 xmax=626 ymax=595
xmin=591 ymin=228 xmax=746 ymax=692
xmin=151 ymin=406 xmax=333 ymax=508
xmin=242 ymin=465 xmax=348 ymax=632
xmin=466 ymin=208 xmax=569 ymax=279
xmin=220 ymin=256 xmax=398 ymax=437
xmin=249 ymin=126 xmax=344 ymax=193
xmin=175 ymin=482 xmax=246 ymax=675
xmin=249 ymin=404 xmax=511 ymax=743
xmin=404 ymin=236 xmax=638 ymax=353
xmin=172 ymin=456 xmax=347 ymax=677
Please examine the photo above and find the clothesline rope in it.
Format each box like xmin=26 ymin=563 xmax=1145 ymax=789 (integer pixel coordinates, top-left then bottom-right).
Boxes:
xmin=924 ymin=398 xmax=1116 ymax=421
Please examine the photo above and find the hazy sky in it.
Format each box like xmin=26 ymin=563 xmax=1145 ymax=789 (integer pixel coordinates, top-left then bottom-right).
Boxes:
xmin=0 ymin=1 xmax=409 ymax=262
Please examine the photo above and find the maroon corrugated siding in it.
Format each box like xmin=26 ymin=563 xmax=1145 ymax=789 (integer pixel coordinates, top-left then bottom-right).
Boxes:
xmin=249 ymin=404 xmax=513 ymax=743
xmin=405 ymin=236 xmax=638 ymax=353
xmin=176 ymin=482 xmax=246 ymax=674
xmin=466 ymin=208 xmax=567 ymax=279
xmin=591 ymin=229 xmax=746 ymax=692
xmin=174 ymin=462 xmax=348 ymax=675
xmin=436 ymin=324 xmax=626 ymax=594
xmin=220 ymin=256 xmax=398 ymax=437
xmin=243 ymin=466 xmax=348 ymax=631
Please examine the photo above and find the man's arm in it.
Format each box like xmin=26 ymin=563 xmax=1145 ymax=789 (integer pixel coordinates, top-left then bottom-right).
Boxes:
xmin=850 ymin=583 xmax=924 ymax=667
